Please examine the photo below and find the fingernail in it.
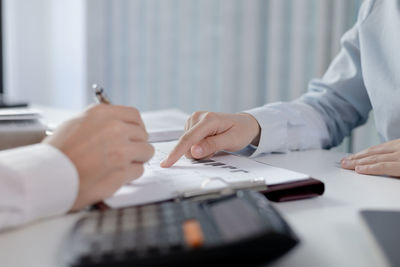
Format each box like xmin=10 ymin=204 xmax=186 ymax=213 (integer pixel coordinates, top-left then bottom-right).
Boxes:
xmin=341 ymin=159 xmax=350 ymax=167
xmin=341 ymin=156 xmax=350 ymax=162
xmin=193 ymin=146 xmax=203 ymax=157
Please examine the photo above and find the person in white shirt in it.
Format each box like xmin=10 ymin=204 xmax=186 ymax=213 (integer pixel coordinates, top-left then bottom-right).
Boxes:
xmin=0 ymin=104 xmax=154 ymax=230
xmin=161 ymin=0 xmax=400 ymax=178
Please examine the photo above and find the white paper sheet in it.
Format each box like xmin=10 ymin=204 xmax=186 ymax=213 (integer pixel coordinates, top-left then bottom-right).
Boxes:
xmin=141 ymin=109 xmax=188 ymax=142
xmin=105 ymin=141 xmax=310 ymax=208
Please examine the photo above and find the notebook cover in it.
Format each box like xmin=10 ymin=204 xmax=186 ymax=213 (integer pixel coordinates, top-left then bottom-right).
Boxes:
xmin=262 ymin=178 xmax=325 ymax=202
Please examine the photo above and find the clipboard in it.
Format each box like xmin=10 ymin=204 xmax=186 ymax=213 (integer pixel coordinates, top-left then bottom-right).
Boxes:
xmin=104 ymin=141 xmax=326 ymax=209
xmin=98 ymin=177 xmax=324 ymax=211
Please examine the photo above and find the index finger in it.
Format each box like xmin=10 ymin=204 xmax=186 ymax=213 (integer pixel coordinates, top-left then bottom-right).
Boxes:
xmin=347 ymin=144 xmax=395 ymax=161
xmin=160 ymin=119 xmax=217 ymax=168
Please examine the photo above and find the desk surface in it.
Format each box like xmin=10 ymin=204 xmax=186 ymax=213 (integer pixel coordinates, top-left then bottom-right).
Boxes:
xmin=1 ymin=110 xmax=398 ymax=267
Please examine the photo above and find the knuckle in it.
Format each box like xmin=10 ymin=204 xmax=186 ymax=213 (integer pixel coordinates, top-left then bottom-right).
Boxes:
xmin=380 ymin=162 xmax=389 ymax=169
xmin=127 ymin=106 xmax=140 ymax=119
xmin=366 ymin=147 xmax=375 ymax=154
xmin=133 ymin=126 xmax=148 ymax=141
xmin=108 ymin=147 xmax=126 ymax=164
xmin=87 ymin=103 xmax=107 ymax=116
xmin=370 ymin=155 xmax=380 ymax=162
xmin=203 ymin=112 xmax=217 ymax=122
xmin=108 ymin=120 xmax=125 ymax=135
xmin=191 ymin=111 xmax=204 ymax=120
xmin=375 ymin=162 xmax=386 ymax=171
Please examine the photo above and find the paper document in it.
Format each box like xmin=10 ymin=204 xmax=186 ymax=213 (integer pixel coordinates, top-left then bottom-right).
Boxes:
xmin=141 ymin=109 xmax=188 ymax=142
xmin=0 ymin=108 xmax=41 ymax=121
xmin=105 ymin=141 xmax=310 ymax=208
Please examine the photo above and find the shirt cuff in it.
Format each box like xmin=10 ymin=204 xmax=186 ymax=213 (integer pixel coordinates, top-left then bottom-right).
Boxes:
xmin=244 ymin=103 xmax=290 ymax=157
xmin=244 ymin=101 xmax=330 ymax=157
xmin=0 ymin=144 xmax=79 ymax=221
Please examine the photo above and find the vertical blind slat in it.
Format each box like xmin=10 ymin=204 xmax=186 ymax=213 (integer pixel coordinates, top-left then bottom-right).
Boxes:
xmin=87 ymin=0 xmax=360 ymax=113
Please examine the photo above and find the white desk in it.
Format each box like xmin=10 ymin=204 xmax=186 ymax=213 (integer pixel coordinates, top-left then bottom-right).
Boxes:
xmin=0 ymin=109 xmax=398 ymax=267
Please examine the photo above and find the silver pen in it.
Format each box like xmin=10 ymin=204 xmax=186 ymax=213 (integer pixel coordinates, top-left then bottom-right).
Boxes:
xmin=92 ymin=84 xmax=111 ymax=104
xmin=47 ymin=84 xmax=111 ymax=137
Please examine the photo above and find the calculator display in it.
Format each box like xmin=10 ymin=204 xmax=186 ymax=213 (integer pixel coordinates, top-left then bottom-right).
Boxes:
xmin=211 ymin=198 xmax=264 ymax=241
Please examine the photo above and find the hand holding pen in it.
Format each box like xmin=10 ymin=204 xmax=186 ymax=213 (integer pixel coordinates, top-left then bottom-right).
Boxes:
xmin=92 ymin=84 xmax=111 ymax=104
xmin=43 ymin=84 xmax=154 ymax=211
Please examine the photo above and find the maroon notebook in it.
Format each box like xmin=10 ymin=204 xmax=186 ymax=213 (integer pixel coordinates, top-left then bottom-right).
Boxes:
xmin=262 ymin=178 xmax=325 ymax=202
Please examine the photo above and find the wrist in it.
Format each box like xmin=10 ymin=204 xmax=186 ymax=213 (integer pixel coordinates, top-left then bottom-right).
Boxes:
xmin=239 ymin=113 xmax=261 ymax=146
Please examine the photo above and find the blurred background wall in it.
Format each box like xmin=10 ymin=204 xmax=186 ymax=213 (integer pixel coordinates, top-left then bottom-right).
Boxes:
xmin=4 ymin=0 xmax=86 ymax=109
xmin=86 ymin=0 xmax=361 ymax=113
xmin=3 ymin=0 xmax=380 ymax=152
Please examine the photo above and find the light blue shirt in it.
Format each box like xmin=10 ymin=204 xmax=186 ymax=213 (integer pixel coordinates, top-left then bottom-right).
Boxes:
xmin=246 ymin=0 xmax=400 ymax=157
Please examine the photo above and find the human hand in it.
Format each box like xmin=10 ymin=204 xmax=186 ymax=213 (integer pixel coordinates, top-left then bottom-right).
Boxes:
xmin=341 ymin=139 xmax=400 ymax=177
xmin=160 ymin=111 xmax=260 ymax=168
xmin=43 ymin=104 xmax=154 ymax=211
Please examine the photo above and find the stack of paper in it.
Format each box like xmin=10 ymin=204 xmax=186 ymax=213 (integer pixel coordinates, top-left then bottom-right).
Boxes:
xmin=0 ymin=108 xmax=42 ymax=120
xmin=142 ymin=109 xmax=188 ymax=142
xmin=0 ymin=108 xmax=46 ymax=150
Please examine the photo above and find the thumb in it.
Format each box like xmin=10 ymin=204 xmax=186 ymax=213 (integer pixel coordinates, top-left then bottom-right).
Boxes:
xmin=191 ymin=131 xmax=235 ymax=159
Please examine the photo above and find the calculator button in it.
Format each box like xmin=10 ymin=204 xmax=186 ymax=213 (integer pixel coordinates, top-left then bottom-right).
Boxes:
xmin=165 ymin=224 xmax=183 ymax=250
xmin=101 ymin=213 xmax=119 ymax=234
xmin=115 ymin=232 xmax=137 ymax=254
xmin=142 ymin=227 xmax=159 ymax=252
xmin=79 ymin=218 xmax=98 ymax=235
xmin=141 ymin=205 xmax=159 ymax=227
xmin=121 ymin=211 xmax=138 ymax=232
xmin=161 ymin=205 xmax=183 ymax=223
xmin=183 ymin=220 xmax=204 ymax=248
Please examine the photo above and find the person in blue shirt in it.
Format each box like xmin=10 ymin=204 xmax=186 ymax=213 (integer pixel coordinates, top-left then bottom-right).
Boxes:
xmin=161 ymin=0 xmax=400 ymax=178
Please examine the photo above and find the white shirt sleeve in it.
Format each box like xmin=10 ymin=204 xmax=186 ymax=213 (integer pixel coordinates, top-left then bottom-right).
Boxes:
xmin=0 ymin=144 xmax=79 ymax=231
xmin=244 ymin=101 xmax=330 ymax=157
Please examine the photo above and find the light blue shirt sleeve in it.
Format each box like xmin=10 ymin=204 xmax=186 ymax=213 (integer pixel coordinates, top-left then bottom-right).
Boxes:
xmin=245 ymin=0 xmax=375 ymax=156
xmin=301 ymin=0 xmax=374 ymax=148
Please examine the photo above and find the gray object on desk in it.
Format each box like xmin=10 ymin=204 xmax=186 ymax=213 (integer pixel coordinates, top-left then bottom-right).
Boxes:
xmin=0 ymin=108 xmax=46 ymax=150
xmin=361 ymin=210 xmax=400 ymax=267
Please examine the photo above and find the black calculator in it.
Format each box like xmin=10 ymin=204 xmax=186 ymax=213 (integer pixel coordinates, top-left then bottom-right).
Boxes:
xmin=65 ymin=190 xmax=298 ymax=266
